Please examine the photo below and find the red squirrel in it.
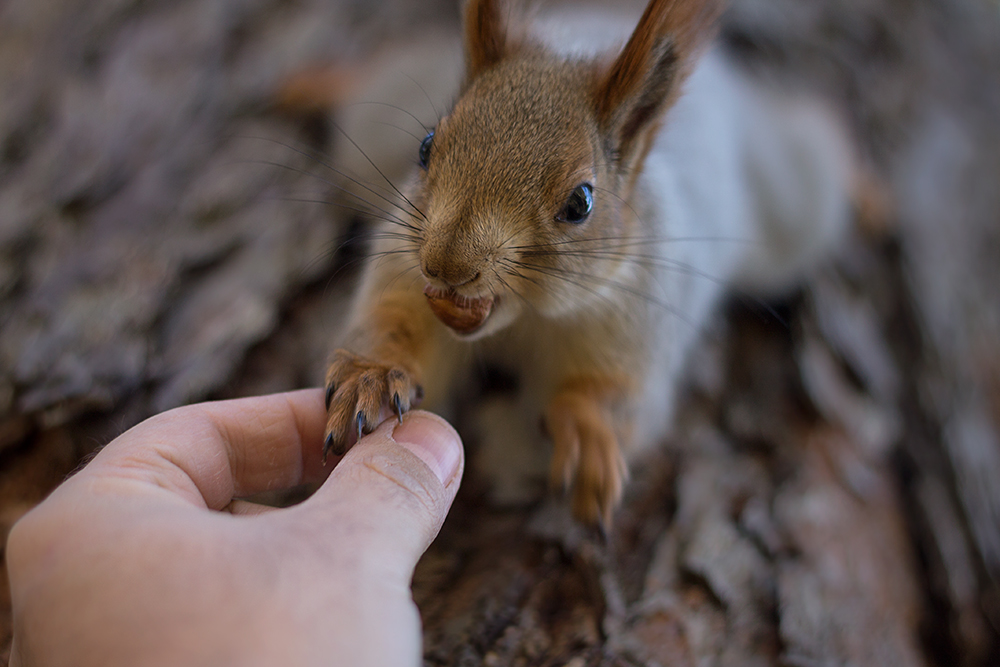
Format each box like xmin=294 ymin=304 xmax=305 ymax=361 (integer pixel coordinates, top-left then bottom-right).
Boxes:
xmin=320 ymin=0 xmax=853 ymax=526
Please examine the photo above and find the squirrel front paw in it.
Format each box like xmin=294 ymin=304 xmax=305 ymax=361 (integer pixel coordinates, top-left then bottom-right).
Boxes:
xmin=323 ymin=349 xmax=421 ymax=460
xmin=545 ymin=391 xmax=628 ymax=528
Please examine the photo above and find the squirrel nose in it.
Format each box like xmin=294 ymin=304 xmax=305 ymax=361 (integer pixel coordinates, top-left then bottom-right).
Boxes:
xmin=422 ymin=259 xmax=480 ymax=289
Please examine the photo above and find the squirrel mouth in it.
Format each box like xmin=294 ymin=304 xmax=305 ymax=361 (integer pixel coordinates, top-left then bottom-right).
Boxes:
xmin=423 ymin=285 xmax=495 ymax=335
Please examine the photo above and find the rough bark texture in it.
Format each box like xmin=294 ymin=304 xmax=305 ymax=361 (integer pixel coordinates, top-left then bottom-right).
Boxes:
xmin=1 ymin=0 xmax=998 ymax=664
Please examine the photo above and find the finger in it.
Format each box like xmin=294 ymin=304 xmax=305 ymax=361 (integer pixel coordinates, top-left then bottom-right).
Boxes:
xmin=87 ymin=389 xmax=333 ymax=511
xmin=284 ymin=410 xmax=464 ymax=580
xmin=224 ymin=500 xmax=279 ymax=516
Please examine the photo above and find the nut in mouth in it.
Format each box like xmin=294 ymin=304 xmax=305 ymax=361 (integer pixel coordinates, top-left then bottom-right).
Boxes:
xmin=423 ymin=285 xmax=495 ymax=335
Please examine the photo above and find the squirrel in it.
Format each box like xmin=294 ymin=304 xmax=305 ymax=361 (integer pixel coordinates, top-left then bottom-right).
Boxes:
xmin=317 ymin=0 xmax=855 ymax=527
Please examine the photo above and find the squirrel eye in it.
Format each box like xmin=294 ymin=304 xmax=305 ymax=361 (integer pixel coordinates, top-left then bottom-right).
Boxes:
xmin=418 ymin=130 xmax=434 ymax=169
xmin=556 ymin=183 xmax=594 ymax=224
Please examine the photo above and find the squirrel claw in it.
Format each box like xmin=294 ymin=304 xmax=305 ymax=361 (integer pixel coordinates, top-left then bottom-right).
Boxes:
xmin=322 ymin=432 xmax=335 ymax=465
xmin=325 ymin=383 xmax=336 ymax=410
xmin=355 ymin=411 xmax=365 ymax=442
xmin=393 ymin=393 xmax=404 ymax=424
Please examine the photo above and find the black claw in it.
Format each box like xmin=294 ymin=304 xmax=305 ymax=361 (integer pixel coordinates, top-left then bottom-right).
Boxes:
xmin=322 ymin=432 xmax=335 ymax=465
xmin=414 ymin=384 xmax=425 ymax=401
xmin=393 ymin=393 xmax=404 ymax=424
xmin=325 ymin=383 xmax=336 ymax=410
xmin=356 ymin=411 xmax=365 ymax=442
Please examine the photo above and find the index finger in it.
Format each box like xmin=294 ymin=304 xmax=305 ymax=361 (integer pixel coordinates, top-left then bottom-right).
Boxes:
xmin=84 ymin=389 xmax=333 ymax=510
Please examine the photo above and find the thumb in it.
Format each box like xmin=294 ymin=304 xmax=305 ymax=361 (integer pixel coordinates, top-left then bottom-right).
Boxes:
xmin=291 ymin=410 xmax=464 ymax=579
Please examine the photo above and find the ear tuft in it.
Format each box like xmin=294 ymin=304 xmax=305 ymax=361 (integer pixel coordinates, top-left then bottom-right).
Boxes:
xmin=463 ymin=0 xmax=512 ymax=81
xmin=594 ymin=0 xmax=723 ymax=161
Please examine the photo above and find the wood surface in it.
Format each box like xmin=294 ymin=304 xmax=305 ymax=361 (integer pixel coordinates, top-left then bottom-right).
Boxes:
xmin=0 ymin=0 xmax=998 ymax=663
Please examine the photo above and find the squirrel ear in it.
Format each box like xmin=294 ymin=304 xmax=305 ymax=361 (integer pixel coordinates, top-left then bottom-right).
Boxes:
xmin=594 ymin=0 xmax=722 ymax=163
xmin=463 ymin=0 xmax=512 ymax=81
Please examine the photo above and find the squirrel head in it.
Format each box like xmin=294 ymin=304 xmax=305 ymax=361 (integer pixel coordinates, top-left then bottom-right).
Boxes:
xmin=413 ymin=0 xmax=721 ymax=338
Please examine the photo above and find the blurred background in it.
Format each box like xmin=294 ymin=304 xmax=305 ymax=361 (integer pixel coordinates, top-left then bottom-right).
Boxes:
xmin=0 ymin=0 xmax=998 ymax=664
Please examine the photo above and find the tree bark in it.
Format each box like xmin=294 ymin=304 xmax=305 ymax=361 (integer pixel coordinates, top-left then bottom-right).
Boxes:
xmin=0 ymin=0 xmax=997 ymax=664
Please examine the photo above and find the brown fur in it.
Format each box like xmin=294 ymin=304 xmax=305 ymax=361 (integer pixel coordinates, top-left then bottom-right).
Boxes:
xmin=545 ymin=374 xmax=636 ymax=525
xmin=594 ymin=0 xmax=723 ymax=185
xmin=463 ymin=0 xmax=523 ymax=82
xmin=324 ymin=0 xmax=722 ymax=525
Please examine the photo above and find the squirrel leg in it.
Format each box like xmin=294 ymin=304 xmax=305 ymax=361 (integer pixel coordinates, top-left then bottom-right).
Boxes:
xmin=544 ymin=382 xmax=630 ymax=528
xmin=322 ymin=286 xmax=444 ymax=460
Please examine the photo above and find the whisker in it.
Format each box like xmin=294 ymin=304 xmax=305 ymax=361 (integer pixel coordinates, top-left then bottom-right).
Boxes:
xmin=341 ymin=100 xmax=433 ymax=133
xmin=513 ymin=234 xmax=753 ymax=252
xmin=236 ymin=136 xmax=422 ymax=225
xmin=365 ymin=247 xmax=421 ymax=259
xmin=365 ymin=229 xmax=423 ymax=241
xmin=331 ymin=120 xmax=429 ymax=221
xmin=370 ymin=120 xmax=425 ymax=143
xmin=497 ymin=260 xmax=544 ymax=290
xmin=590 ymin=182 xmax=645 ymax=229
xmin=259 ymin=193 xmax=419 ymax=234
xmin=533 ymin=247 xmax=729 ymax=287
xmin=400 ymin=72 xmax=444 ymax=124
xmin=491 ymin=266 xmax=534 ymax=312
xmin=315 ymin=240 xmax=421 ymax=290
xmin=300 ymin=237 xmax=349 ymax=279
xmin=261 ymin=166 xmax=420 ymax=230
xmin=380 ymin=261 xmax=424 ymax=300
xmin=502 ymin=260 xmax=623 ymax=316
xmin=508 ymin=259 xmax=699 ymax=331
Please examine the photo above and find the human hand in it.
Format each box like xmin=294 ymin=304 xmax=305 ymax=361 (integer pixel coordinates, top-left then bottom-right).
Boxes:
xmin=6 ymin=389 xmax=464 ymax=666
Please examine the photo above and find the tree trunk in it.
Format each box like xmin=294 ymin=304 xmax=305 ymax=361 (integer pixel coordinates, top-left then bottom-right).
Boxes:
xmin=0 ymin=0 xmax=997 ymax=664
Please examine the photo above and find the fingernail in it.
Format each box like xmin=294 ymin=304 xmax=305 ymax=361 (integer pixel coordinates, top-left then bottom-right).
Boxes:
xmin=392 ymin=412 xmax=462 ymax=485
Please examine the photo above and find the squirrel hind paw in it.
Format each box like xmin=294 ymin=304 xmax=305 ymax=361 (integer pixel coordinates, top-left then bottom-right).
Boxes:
xmin=545 ymin=392 xmax=628 ymax=528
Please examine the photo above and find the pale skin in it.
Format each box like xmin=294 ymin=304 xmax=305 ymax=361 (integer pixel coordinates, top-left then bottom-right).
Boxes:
xmin=5 ymin=389 xmax=464 ymax=667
